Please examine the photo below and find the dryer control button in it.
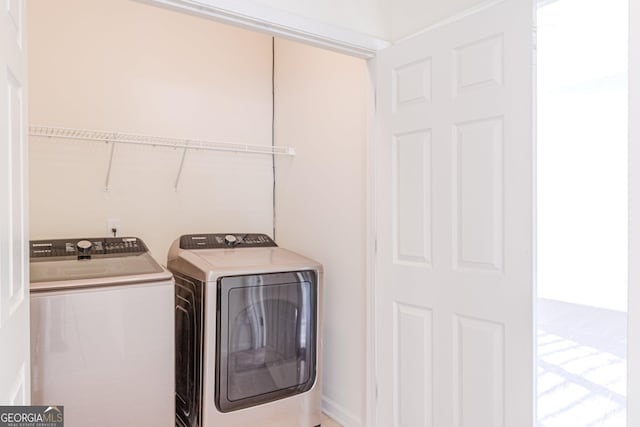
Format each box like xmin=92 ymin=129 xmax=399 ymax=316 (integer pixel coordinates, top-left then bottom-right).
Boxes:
xmin=77 ymin=240 xmax=92 ymax=254
xmin=224 ymin=234 xmax=238 ymax=246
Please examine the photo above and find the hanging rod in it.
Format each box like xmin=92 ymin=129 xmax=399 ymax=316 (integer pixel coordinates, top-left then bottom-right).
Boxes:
xmin=29 ymin=125 xmax=296 ymax=156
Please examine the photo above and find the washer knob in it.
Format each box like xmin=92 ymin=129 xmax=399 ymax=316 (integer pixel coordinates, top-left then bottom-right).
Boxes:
xmin=77 ymin=240 xmax=92 ymax=254
xmin=224 ymin=234 xmax=238 ymax=247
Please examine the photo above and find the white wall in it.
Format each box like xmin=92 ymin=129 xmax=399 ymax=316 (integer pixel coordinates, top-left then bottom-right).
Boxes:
xmin=143 ymin=0 xmax=519 ymax=53
xmin=156 ymin=0 xmax=490 ymax=46
xmin=160 ymin=0 xmax=391 ymax=41
xmin=274 ymin=38 xmax=367 ymax=427
xmin=219 ymin=0 xmax=490 ymax=42
xmin=390 ymin=0 xmax=487 ymax=41
xmin=253 ymin=0 xmax=390 ymax=39
xmin=28 ymin=0 xmax=275 ymax=259
xmin=537 ymin=0 xmax=628 ymax=311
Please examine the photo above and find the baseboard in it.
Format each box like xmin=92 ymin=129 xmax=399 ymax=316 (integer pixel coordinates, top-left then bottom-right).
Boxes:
xmin=322 ymin=395 xmax=362 ymax=427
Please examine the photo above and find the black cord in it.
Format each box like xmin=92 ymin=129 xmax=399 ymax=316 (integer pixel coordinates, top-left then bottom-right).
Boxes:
xmin=271 ymin=37 xmax=276 ymax=242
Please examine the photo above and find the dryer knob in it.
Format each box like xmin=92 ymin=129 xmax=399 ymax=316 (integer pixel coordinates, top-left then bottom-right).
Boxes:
xmin=77 ymin=240 xmax=93 ymax=254
xmin=224 ymin=234 xmax=238 ymax=247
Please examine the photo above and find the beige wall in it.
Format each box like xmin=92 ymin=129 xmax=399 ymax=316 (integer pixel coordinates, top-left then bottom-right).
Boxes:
xmin=274 ymin=38 xmax=367 ymax=427
xmin=28 ymin=0 xmax=275 ymax=259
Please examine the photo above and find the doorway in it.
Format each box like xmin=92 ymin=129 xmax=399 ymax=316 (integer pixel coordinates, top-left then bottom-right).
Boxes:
xmin=536 ymin=0 xmax=629 ymax=425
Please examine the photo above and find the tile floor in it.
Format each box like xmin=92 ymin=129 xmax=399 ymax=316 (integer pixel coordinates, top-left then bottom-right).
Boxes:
xmin=321 ymin=413 xmax=342 ymax=427
xmin=537 ymin=298 xmax=627 ymax=427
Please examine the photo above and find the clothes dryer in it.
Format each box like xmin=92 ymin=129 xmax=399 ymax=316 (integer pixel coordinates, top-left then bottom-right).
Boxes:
xmin=168 ymin=233 xmax=322 ymax=427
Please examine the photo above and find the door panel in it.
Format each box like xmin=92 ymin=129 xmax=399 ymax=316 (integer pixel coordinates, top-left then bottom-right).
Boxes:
xmin=0 ymin=0 xmax=30 ymax=405
xmin=375 ymin=1 xmax=534 ymax=426
xmin=453 ymin=116 xmax=504 ymax=271
xmin=393 ymin=302 xmax=433 ymax=427
xmin=393 ymin=130 xmax=432 ymax=266
xmin=453 ymin=316 xmax=504 ymax=427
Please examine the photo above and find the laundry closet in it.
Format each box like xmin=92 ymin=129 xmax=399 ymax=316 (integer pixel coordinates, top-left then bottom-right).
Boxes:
xmin=27 ymin=0 xmax=368 ymax=425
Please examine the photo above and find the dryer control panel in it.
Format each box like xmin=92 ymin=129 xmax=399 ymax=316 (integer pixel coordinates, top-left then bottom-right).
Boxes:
xmin=180 ymin=233 xmax=277 ymax=249
xmin=30 ymin=237 xmax=148 ymax=259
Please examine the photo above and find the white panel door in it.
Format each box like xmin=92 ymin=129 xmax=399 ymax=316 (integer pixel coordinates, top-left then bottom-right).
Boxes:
xmin=374 ymin=0 xmax=534 ymax=426
xmin=629 ymin=1 xmax=640 ymax=425
xmin=0 ymin=0 xmax=30 ymax=405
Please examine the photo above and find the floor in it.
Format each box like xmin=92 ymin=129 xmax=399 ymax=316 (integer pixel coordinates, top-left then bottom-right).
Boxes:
xmin=537 ymin=298 xmax=627 ymax=427
xmin=322 ymin=413 xmax=342 ymax=427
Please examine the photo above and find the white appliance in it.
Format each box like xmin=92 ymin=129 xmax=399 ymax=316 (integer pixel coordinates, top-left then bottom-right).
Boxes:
xmin=167 ymin=233 xmax=323 ymax=427
xmin=29 ymin=237 xmax=174 ymax=427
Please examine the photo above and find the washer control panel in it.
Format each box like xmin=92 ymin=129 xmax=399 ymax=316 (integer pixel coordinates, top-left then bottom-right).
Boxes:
xmin=30 ymin=237 xmax=148 ymax=259
xmin=180 ymin=233 xmax=277 ymax=249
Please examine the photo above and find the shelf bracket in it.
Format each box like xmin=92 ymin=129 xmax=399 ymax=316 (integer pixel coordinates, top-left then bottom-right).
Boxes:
xmin=174 ymin=145 xmax=188 ymax=192
xmin=104 ymin=136 xmax=116 ymax=192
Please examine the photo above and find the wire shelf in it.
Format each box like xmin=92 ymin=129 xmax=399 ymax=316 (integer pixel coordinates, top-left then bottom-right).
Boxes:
xmin=29 ymin=125 xmax=296 ymax=156
xmin=29 ymin=125 xmax=295 ymax=192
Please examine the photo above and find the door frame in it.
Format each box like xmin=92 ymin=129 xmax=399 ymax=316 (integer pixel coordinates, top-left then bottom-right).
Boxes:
xmin=1 ymin=0 xmax=30 ymax=404
xmin=628 ymin=0 xmax=639 ymax=425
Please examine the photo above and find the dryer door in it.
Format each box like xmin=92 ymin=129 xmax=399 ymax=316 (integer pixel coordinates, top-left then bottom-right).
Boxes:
xmin=216 ymin=271 xmax=317 ymax=412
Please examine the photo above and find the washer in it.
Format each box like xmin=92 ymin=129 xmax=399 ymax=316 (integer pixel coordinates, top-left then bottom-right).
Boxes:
xmin=168 ymin=233 xmax=322 ymax=427
xmin=29 ymin=236 xmax=174 ymax=427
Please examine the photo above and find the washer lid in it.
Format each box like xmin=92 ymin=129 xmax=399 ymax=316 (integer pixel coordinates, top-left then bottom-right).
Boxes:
xmin=29 ymin=237 xmax=171 ymax=291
